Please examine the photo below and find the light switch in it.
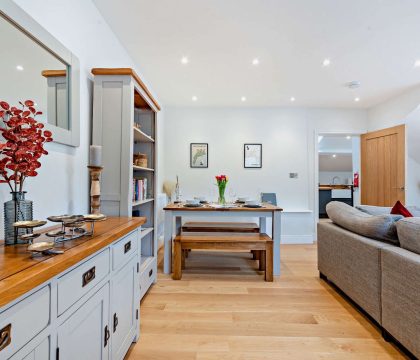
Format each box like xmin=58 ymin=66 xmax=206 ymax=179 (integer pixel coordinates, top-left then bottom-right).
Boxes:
xmin=289 ymin=173 xmax=298 ymax=179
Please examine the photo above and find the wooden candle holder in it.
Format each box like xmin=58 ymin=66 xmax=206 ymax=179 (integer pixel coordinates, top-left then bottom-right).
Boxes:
xmin=88 ymin=166 xmax=104 ymax=214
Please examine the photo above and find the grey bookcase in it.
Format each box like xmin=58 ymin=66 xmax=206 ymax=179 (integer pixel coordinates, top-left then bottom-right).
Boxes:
xmin=91 ymin=68 xmax=161 ymax=299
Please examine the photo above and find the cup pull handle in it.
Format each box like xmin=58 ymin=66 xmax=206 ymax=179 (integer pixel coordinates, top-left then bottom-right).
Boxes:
xmin=82 ymin=266 xmax=96 ymax=287
xmin=124 ymin=241 xmax=131 ymax=254
xmin=0 ymin=324 xmax=11 ymax=352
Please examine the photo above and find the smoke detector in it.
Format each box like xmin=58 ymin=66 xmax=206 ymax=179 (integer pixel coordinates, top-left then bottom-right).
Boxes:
xmin=345 ymin=81 xmax=361 ymax=90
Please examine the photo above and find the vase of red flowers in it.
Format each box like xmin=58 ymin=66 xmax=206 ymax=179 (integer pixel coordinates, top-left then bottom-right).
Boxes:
xmin=0 ymin=100 xmax=52 ymax=245
xmin=215 ymin=174 xmax=228 ymax=205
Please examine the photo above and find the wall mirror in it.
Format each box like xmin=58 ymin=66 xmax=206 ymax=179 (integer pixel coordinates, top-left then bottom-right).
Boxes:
xmin=0 ymin=0 xmax=80 ymax=146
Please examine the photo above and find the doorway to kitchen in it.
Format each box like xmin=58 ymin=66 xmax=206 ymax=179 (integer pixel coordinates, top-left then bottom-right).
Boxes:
xmin=317 ymin=134 xmax=361 ymax=219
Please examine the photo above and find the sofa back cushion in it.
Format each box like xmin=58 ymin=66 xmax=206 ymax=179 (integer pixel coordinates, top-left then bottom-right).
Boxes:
xmin=396 ymin=218 xmax=420 ymax=255
xmin=327 ymin=202 xmax=402 ymax=244
xmin=357 ymin=205 xmax=420 ymax=217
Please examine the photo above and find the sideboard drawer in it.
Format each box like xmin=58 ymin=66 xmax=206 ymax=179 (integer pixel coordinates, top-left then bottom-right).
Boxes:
xmin=0 ymin=286 xmax=50 ymax=359
xmin=112 ymin=230 xmax=138 ymax=271
xmin=140 ymin=258 xmax=156 ymax=299
xmin=57 ymin=249 xmax=110 ymax=315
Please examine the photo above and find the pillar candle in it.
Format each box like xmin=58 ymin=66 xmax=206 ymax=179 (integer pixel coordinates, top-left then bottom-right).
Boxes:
xmin=89 ymin=145 xmax=102 ymax=167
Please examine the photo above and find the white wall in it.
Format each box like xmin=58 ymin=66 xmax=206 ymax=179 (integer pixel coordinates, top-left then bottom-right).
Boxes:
xmin=0 ymin=0 xmax=160 ymax=238
xmin=163 ymin=107 xmax=367 ymax=243
xmin=367 ymin=85 xmax=420 ymax=206
xmin=319 ymin=172 xmax=352 ymax=185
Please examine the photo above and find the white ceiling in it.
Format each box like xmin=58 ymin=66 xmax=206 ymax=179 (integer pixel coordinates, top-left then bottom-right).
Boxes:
xmin=93 ymin=0 xmax=420 ymax=108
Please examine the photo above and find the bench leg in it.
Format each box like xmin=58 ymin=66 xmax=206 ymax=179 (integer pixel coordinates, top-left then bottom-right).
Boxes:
xmin=173 ymin=241 xmax=182 ymax=280
xmin=251 ymin=250 xmax=257 ymax=260
xmin=259 ymin=250 xmax=266 ymax=271
xmin=265 ymin=242 xmax=273 ymax=282
xmin=181 ymin=249 xmax=186 ymax=269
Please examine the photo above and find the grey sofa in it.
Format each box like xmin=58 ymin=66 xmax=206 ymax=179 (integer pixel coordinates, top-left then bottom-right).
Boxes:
xmin=318 ymin=202 xmax=420 ymax=359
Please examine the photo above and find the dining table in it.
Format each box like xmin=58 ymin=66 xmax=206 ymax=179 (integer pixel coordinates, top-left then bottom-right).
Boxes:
xmin=163 ymin=202 xmax=283 ymax=275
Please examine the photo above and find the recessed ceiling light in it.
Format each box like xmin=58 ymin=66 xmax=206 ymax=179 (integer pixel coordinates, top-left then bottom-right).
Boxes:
xmin=290 ymin=97 xmax=296 ymax=102
xmin=181 ymin=56 xmax=189 ymax=64
xmin=332 ymin=154 xmax=337 ymax=158
xmin=252 ymin=58 xmax=260 ymax=66
xmin=414 ymin=60 xmax=420 ymax=68
xmin=346 ymin=135 xmax=351 ymax=140
xmin=241 ymin=96 xmax=247 ymax=102
xmin=34 ymin=102 xmax=38 ymax=106
xmin=322 ymin=58 xmax=331 ymax=67
xmin=354 ymin=97 xmax=360 ymax=102
xmin=16 ymin=65 xmax=24 ymax=71
xmin=192 ymin=96 xmax=198 ymax=101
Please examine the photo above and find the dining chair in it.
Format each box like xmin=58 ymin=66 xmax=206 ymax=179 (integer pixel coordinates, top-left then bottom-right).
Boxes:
xmin=261 ymin=193 xmax=277 ymax=206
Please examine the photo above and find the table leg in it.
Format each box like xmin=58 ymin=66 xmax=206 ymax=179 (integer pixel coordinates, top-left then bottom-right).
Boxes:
xmin=164 ymin=211 xmax=173 ymax=274
xmin=272 ymin=211 xmax=281 ymax=276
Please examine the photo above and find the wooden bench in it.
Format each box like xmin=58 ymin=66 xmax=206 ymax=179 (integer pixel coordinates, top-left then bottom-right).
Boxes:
xmin=173 ymin=233 xmax=273 ymax=281
xmin=182 ymin=221 xmax=260 ymax=233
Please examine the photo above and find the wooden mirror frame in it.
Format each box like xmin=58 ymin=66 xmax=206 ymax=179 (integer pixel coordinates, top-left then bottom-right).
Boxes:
xmin=0 ymin=0 xmax=80 ymax=147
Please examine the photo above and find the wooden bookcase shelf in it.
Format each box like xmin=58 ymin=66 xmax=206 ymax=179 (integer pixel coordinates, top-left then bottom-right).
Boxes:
xmin=92 ymin=67 xmax=160 ymax=300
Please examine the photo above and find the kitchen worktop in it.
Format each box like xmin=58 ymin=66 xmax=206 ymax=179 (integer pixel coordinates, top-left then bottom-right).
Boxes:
xmin=319 ymin=184 xmax=353 ymax=190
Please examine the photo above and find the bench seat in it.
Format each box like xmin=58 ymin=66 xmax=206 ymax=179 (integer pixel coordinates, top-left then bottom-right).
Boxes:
xmin=173 ymin=233 xmax=273 ymax=281
xmin=182 ymin=221 xmax=260 ymax=233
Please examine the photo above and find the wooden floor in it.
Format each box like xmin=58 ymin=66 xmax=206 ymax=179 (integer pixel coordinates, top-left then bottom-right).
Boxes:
xmin=127 ymin=245 xmax=406 ymax=359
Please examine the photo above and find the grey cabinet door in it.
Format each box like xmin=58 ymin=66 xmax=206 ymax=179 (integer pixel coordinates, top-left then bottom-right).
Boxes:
xmin=57 ymin=283 xmax=110 ymax=360
xmin=111 ymin=257 xmax=137 ymax=360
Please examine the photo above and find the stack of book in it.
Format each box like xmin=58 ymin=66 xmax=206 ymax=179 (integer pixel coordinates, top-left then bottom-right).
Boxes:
xmin=133 ymin=178 xmax=148 ymax=202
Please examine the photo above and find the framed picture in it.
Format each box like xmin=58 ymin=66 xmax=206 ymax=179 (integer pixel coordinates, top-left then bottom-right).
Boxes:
xmin=244 ymin=143 xmax=262 ymax=168
xmin=190 ymin=143 xmax=208 ymax=168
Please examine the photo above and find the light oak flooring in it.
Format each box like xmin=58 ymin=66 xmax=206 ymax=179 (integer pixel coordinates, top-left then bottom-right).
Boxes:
xmin=127 ymin=245 xmax=406 ymax=359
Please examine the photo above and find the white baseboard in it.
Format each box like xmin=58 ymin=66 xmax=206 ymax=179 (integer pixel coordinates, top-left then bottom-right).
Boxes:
xmin=281 ymin=234 xmax=314 ymax=244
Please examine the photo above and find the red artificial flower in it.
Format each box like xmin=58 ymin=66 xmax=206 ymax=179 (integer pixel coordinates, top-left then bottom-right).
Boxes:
xmin=0 ymin=100 xmax=52 ymax=192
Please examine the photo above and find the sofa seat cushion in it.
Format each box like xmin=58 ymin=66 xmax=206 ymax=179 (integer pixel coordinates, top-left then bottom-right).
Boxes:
xmin=327 ymin=202 xmax=402 ymax=245
xmin=396 ymin=218 xmax=420 ymax=255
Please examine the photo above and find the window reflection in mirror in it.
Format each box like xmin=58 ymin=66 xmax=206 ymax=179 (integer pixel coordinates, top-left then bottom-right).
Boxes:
xmin=0 ymin=14 xmax=70 ymax=130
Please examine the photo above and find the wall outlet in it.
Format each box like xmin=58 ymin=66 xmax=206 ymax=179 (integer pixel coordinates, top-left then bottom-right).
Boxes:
xmin=289 ymin=173 xmax=298 ymax=179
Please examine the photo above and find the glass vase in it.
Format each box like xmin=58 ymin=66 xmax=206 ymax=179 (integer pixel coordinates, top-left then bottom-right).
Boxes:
xmin=4 ymin=192 xmax=33 ymax=245
xmin=218 ymin=187 xmax=226 ymax=205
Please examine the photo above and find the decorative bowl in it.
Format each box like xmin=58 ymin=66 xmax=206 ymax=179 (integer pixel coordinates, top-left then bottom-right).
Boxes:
xmin=27 ymin=241 xmax=54 ymax=253
xmin=13 ymin=220 xmax=47 ymax=228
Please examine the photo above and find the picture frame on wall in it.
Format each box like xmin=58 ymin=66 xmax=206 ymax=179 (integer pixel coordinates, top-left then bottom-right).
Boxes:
xmin=244 ymin=143 xmax=262 ymax=168
xmin=190 ymin=143 xmax=208 ymax=168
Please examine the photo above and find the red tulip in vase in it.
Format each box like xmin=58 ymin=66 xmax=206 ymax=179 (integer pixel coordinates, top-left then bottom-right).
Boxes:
xmin=215 ymin=174 xmax=228 ymax=205
xmin=0 ymin=100 xmax=53 ymax=244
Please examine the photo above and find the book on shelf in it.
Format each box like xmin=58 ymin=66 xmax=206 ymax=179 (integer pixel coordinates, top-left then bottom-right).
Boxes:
xmin=133 ymin=177 xmax=148 ymax=202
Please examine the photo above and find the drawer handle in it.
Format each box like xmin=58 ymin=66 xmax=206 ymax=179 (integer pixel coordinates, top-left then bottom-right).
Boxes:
xmin=124 ymin=241 xmax=132 ymax=254
xmin=149 ymin=269 xmax=153 ymax=278
xmin=0 ymin=324 xmax=11 ymax=352
xmin=82 ymin=266 xmax=96 ymax=287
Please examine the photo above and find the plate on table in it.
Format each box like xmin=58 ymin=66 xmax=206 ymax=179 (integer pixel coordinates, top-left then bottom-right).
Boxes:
xmin=243 ymin=204 xmax=263 ymax=208
xmin=184 ymin=203 xmax=203 ymax=208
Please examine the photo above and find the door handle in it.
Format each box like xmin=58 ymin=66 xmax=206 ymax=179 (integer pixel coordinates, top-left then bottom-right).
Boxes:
xmin=393 ymin=186 xmax=405 ymax=190
xmin=113 ymin=313 xmax=119 ymax=333
xmin=104 ymin=325 xmax=110 ymax=347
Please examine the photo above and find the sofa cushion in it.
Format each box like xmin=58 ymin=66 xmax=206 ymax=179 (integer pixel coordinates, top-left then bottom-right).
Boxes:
xmin=396 ymin=218 xmax=420 ymax=255
xmin=327 ymin=202 xmax=402 ymax=244
xmin=391 ymin=200 xmax=413 ymax=217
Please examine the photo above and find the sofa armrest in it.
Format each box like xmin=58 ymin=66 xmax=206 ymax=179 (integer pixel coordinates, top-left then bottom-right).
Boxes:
xmin=381 ymin=247 xmax=420 ymax=358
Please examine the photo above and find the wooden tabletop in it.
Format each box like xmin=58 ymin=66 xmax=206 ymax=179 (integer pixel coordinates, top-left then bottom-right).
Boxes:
xmin=0 ymin=217 xmax=145 ymax=308
xmin=164 ymin=203 xmax=283 ymax=212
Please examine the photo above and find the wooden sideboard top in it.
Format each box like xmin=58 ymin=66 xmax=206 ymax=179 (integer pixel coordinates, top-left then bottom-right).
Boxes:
xmin=0 ymin=217 xmax=146 ymax=308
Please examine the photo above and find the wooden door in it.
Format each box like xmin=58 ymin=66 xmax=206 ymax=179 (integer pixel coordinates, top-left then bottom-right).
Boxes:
xmin=361 ymin=125 xmax=405 ymax=206
xmin=57 ymin=283 xmax=110 ymax=360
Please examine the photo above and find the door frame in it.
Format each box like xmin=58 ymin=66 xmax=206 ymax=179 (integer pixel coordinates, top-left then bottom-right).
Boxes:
xmin=313 ymin=130 xmax=364 ymax=231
